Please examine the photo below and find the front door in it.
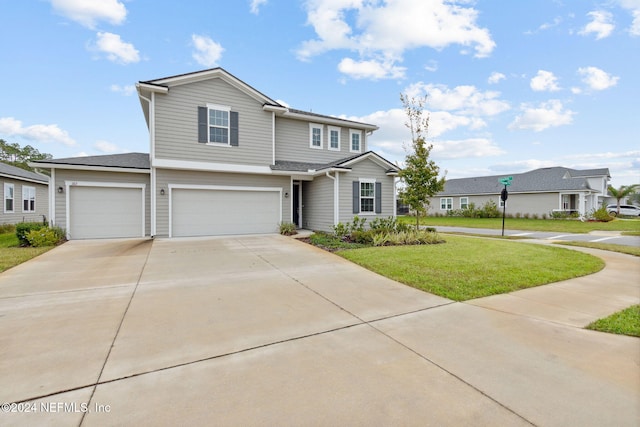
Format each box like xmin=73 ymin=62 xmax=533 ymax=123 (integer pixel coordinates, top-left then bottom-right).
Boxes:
xmin=293 ymin=183 xmax=300 ymax=227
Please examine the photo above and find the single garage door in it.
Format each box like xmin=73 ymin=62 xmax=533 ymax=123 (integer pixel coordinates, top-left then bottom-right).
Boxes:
xmin=171 ymin=188 xmax=281 ymax=237
xmin=69 ymin=185 xmax=144 ymax=239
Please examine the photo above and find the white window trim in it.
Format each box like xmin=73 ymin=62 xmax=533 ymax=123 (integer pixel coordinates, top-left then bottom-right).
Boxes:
xmin=309 ymin=123 xmax=323 ymax=149
xmin=359 ymin=178 xmax=376 ymax=215
xmin=499 ymin=197 xmax=506 ymax=208
xmin=460 ymin=197 xmax=468 ymax=209
xmin=328 ymin=126 xmax=341 ymax=151
xmin=206 ymin=103 xmax=231 ymax=146
xmin=22 ymin=185 xmax=36 ymax=213
xmin=349 ymin=129 xmax=362 ymax=153
xmin=4 ymin=183 xmax=14 ymax=213
xmin=440 ymin=197 xmax=452 ymax=210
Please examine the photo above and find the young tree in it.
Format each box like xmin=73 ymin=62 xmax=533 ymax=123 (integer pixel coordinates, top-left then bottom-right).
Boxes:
xmin=608 ymin=184 xmax=639 ymax=215
xmin=398 ymin=94 xmax=446 ymax=229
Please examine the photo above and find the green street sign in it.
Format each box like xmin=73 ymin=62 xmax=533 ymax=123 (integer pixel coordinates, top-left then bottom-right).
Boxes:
xmin=499 ymin=176 xmax=513 ymax=186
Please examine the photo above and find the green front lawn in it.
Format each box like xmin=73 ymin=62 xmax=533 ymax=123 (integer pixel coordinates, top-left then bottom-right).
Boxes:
xmin=0 ymin=232 xmax=52 ymax=273
xmin=399 ymin=216 xmax=640 ymax=233
xmin=554 ymin=241 xmax=640 ymax=257
xmin=338 ymin=235 xmax=604 ymax=301
xmin=587 ymin=305 xmax=640 ymax=337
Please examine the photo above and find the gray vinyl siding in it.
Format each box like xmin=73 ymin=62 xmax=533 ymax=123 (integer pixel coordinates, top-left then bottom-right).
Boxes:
xmin=302 ymin=176 xmax=334 ymax=232
xmin=155 ymin=169 xmax=290 ymax=237
xmin=429 ymin=192 xmax=561 ymax=217
xmin=338 ymin=158 xmax=395 ymax=224
xmin=51 ymin=170 xmax=151 ymax=235
xmin=154 ymin=78 xmax=273 ymax=166
xmin=275 ymin=117 xmax=366 ymax=163
xmin=1 ymin=178 xmax=48 ymax=225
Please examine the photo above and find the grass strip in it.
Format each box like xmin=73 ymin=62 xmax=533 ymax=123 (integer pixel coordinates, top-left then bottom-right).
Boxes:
xmin=586 ymin=305 xmax=640 ymax=337
xmin=338 ymin=235 xmax=604 ymax=301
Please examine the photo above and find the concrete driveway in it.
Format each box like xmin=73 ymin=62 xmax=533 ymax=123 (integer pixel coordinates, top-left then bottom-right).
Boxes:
xmin=1 ymin=235 xmax=638 ymax=426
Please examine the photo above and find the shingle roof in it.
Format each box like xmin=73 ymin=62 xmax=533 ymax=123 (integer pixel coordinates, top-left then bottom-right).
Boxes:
xmin=439 ymin=167 xmax=610 ymax=195
xmin=0 ymin=162 xmax=49 ymax=183
xmin=32 ymin=153 xmax=150 ymax=170
xmin=272 ymin=152 xmax=398 ymax=173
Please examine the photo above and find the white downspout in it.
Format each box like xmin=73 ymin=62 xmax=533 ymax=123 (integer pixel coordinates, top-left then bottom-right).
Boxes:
xmin=326 ymin=171 xmax=338 ymax=225
xmin=49 ymin=168 xmax=55 ymax=226
xmin=139 ymin=92 xmax=156 ymax=237
xmin=272 ymin=112 xmax=276 ymax=165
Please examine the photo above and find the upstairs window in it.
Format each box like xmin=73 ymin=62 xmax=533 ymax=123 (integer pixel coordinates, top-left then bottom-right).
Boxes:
xmin=197 ymin=105 xmax=239 ymax=146
xmin=350 ymin=129 xmax=361 ymax=153
xmin=328 ymin=126 xmax=340 ymax=151
xmin=23 ymin=186 xmax=36 ymax=212
xmin=4 ymin=183 xmax=14 ymax=213
xmin=208 ymin=108 xmax=229 ymax=144
xmin=310 ymin=123 xmax=323 ymax=149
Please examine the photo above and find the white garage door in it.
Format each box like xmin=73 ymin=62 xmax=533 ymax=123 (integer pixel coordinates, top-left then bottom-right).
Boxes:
xmin=69 ymin=186 xmax=144 ymax=239
xmin=171 ymin=188 xmax=281 ymax=237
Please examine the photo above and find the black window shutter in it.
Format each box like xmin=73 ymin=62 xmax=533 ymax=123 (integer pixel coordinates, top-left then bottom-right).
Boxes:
xmin=197 ymin=107 xmax=207 ymax=143
xmin=352 ymin=181 xmax=359 ymax=214
xmin=375 ymin=182 xmax=382 ymax=214
xmin=230 ymin=111 xmax=239 ymax=146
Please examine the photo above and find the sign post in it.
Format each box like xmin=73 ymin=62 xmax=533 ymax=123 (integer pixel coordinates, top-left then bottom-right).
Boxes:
xmin=499 ymin=177 xmax=512 ymax=236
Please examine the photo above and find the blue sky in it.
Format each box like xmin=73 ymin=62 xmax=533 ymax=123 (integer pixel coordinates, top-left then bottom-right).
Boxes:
xmin=1 ymin=0 xmax=638 ymax=187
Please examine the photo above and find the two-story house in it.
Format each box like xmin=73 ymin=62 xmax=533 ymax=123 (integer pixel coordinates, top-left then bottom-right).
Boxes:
xmin=32 ymin=68 xmax=398 ymax=239
xmin=430 ymin=167 xmax=611 ymax=217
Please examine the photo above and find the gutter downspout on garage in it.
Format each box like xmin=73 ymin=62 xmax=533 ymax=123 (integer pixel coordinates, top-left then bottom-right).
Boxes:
xmin=325 ymin=171 xmax=339 ymax=226
xmin=139 ymin=92 xmax=156 ymax=237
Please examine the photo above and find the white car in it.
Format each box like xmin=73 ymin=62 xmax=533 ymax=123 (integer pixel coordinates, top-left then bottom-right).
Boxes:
xmin=606 ymin=204 xmax=640 ymax=216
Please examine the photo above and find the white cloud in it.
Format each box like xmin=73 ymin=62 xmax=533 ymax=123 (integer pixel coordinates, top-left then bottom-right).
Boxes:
xmin=579 ymin=10 xmax=615 ymax=39
xmin=50 ymin=0 xmax=127 ymax=29
xmin=337 ymin=57 xmax=406 ymax=80
xmin=424 ymin=60 xmax=438 ymax=72
xmin=489 ymin=159 xmax=556 ymax=174
xmin=509 ymin=100 xmax=575 ymax=132
xmin=250 ymin=0 xmax=268 ymax=14
xmin=530 ymin=70 xmax=561 ymax=92
xmin=191 ymin=34 xmax=224 ymax=67
xmin=0 ymin=117 xmax=76 ymax=146
xmin=488 ymin=72 xmax=505 ymax=84
xmin=110 ymin=84 xmax=136 ymax=96
xmin=92 ymin=32 xmax=140 ymax=64
xmin=615 ymin=1 xmax=640 ymax=35
xmin=408 ymin=83 xmax=510 ymax=116
xmin=577 ymin=66 xmax=619 ymax=90
xmin=297 ymin=0 xmax=495 ymax=80
xmin=94 ymin=140 xmax=122 ymax=153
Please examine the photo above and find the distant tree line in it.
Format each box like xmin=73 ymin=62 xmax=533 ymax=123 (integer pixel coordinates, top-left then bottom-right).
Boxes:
xmin=0 ymin=139 xmax=52 ymax=172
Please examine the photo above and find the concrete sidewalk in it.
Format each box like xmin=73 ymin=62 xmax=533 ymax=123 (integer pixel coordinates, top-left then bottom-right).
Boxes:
xmin=1 ymin=235 xmax=638 ymax=426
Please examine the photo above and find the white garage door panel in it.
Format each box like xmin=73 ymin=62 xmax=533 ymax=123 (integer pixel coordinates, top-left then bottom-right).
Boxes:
xmin=172 ymin=189 xmax=280 ymax=237
xmin=70 ymin=186 xmax=143 ymax=239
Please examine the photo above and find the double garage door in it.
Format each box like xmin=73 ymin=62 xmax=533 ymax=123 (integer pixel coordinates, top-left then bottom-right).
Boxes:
xmin=171 ymin=187 xmax=281 ymax=237
xmin=68 ymin=185 xmax=145 ymax=240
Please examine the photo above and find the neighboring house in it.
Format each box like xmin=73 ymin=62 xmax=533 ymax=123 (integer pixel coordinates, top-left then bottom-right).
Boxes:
xmin=0 ymin=162 xmax=49 ymax=224
xmin=32 ymin=68 xmax=398 ymax=239
xmin=431 ymin=167 xmax=611 ymax=217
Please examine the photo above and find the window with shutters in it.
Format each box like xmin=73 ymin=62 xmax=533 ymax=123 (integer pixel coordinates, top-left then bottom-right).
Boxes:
xmin=198 ymin=104 xmax=239 ymax=146
xmin=353 ymin=180 xmax=382 ymax=215
xmin=22 ymin=186 xmax=36 ymax=212
xmin=360 ymin=181 xmax=375 ymax=213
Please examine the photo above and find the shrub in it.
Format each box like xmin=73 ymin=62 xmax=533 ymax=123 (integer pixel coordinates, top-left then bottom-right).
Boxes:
xmin=350 ymin=230 xmax=374 ymax=244
xmin=590 ymin=204 xmax=613 ymax=222
xmin=349 ymin=215 xmax=367 ymax=233
xmin=16 ymin=222 xmax=45 ymax=246
xmin=541 ymin=213 xmax=548 ymax=220
xmin=523 ymin=213 xmax=530 ymax=219
xmin=50 ymin=226 xmax=67 ymax=242
xmin=279 ymin=222 xmax=297 ymax=236
xmin=515 ymin=212 xmax=521 ymax=219
xmin=333 ymin=222 xmax=349 ymax=239
xmin=479 ymin=200 xmax=500 ymax=218
xmin=25 ymin=228 xmax=59 ymax=247
xmin=532 ymin=213 xmax=539 ymax=219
